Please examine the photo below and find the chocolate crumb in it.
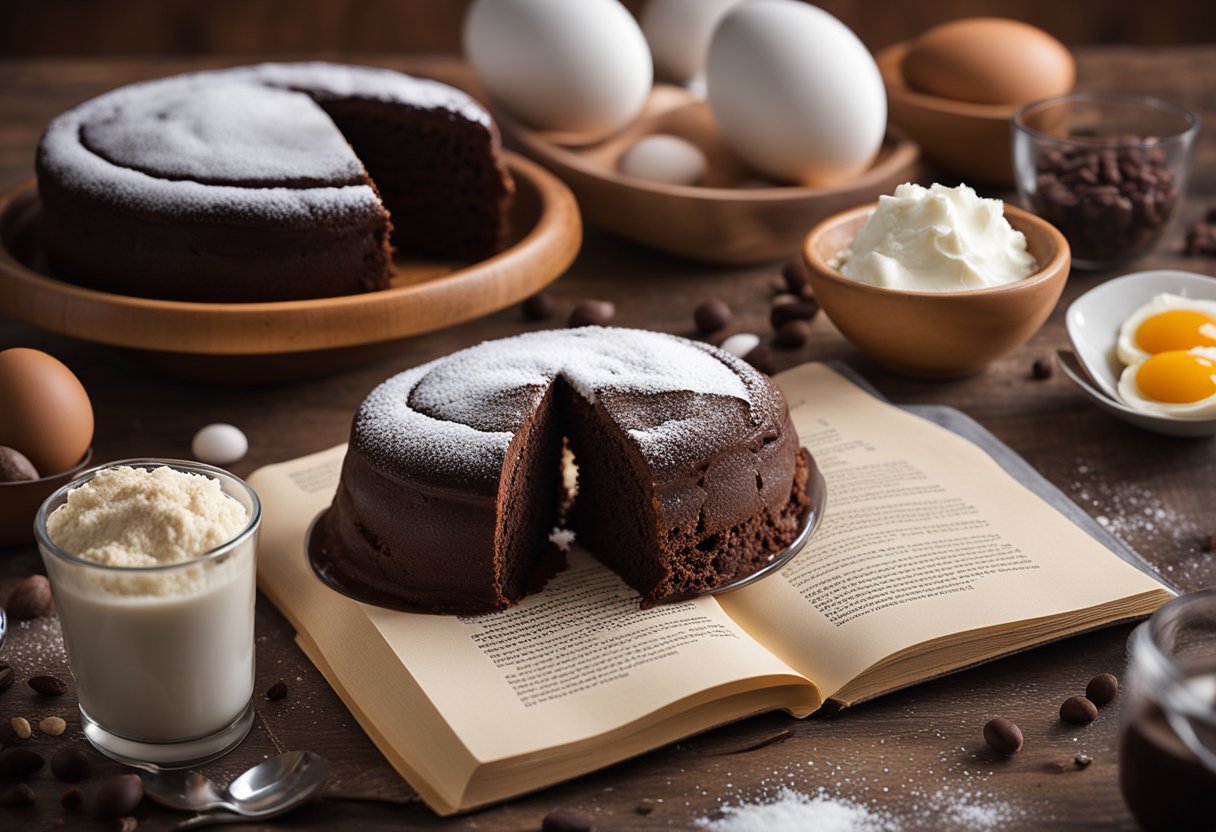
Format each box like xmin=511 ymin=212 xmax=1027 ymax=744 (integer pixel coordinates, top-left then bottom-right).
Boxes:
xmin=266 ymin=680 xmax=289 ymax=702
xmin=60 ymin=787 xmax=84 ymax=811
xmin=1032 ymin=357 xmax=1054 ymax=380
xmin=635 ymin=800 xmax=655 ymax=815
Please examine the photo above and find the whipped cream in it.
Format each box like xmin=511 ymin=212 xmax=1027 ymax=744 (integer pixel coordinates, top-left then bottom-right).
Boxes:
xmin=836 ymin=183 xmax=1037 ymax=291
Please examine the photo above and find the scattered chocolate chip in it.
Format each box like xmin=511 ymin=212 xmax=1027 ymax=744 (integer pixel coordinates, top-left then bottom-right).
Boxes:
xmin=0 ymin=446 xmax=39 ymax=482
xmin=1030 ymin=138 xmax=1179 ymax=264
xmin=775 ymin=319 xmax=813 ymax=350
xmin=1184 ymin=220 xmax=1216 ymax=257
xmin=542 ymin=808 xmax=593 ymax=831
xmin=568 ymin=300 xmax=615 ymax=328
xmin=112 ymin=817 xmax=138 ymax=832
xmin=0 ymin=664 xmax=12 ymax=692
xmin=982 ymin=717 xmax=1023 ymax=755
xmin=522 ymin=292 xmax=557 ymax=321
xmin=39 ymin=716 xmax=66 ymax=736
xmin=1075 ymin=753 xmax=1094 ymax=768
xmin=9 ymin=716 xmax=30 ymax=740
xmin=60 ymin=786 xmax=84 ymax=811
xmin=28 ymin=675 xmax=68 ymax=697
xmin=743 ymin=344 xmax=775 ymax=375
xmin=90 ymin=774 xmax=144 ymax=821
xmin=1032 ymin=357 xmax=1053 ymax=380
xmin=0 ymin=747 xmax=45 ymax=777
xmin=266 ymin=680 xmax=288 ymax=701
xmin=1085 ymin=673 xmax=1118 ymax=707
xmin=8 ymin=575 xmax=54 ymax=621
xmin=693 ymin=300 xmax=732 ymax=335
xmin=634 ymin=800 xmax=655 ymax=815
xmin=0 ymin=783 xmax=35 ymax=807
xmin=51 ymin=747 xmax=90 ymax=782
xmin=781 ymin=259 xmax=810 ymax=295
xmin=1061 ymin=694 xmax=1099 ymax=725
xmin=771 ymin=300 xmax=819 ymax=330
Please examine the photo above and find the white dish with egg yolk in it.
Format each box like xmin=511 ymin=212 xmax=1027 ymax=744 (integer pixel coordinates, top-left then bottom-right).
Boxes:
xmin=1066 ymin=269 xmax=1216 ymax=436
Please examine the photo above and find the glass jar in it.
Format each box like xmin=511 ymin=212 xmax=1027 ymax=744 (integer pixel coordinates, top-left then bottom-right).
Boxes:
xmin=1119 ymin=590 xmax=1216 ymax=831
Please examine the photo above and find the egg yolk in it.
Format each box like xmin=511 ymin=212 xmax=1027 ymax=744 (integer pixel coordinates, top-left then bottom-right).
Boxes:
xmin=1135 ymin=350 xmax=1216 ymax=404
xmin=1134 ymin=309 xmax=1216 ymax=354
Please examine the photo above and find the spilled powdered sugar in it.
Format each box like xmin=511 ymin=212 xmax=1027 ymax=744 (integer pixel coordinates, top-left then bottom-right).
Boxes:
xmin=356 ymin=329 xmax=761 ymax=483
xmin=697 ymin=787 xmax=898 ymax=832
xmin=38 ymin=61 xmax=490 ymax=224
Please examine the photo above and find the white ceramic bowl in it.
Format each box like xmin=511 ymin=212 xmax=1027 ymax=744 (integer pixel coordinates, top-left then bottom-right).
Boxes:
xmin=1064 ymin=269 xmax=1216 ymax=437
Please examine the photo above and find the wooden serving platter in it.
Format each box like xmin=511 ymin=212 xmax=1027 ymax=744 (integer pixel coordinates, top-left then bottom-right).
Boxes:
xmin=0 ymin=152 xmax=581 ymax=383
xmin=497 ymin=84 xmax=921 ymax=265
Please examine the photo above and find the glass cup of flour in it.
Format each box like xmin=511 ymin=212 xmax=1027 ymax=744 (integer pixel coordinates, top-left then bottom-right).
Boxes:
xmin=35 ymin=459 xmax=260 ymax=768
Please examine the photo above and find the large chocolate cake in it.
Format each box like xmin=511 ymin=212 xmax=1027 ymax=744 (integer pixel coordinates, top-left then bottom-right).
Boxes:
xmin=36 ymin=62 xmax=514 ymax=302
xmin=311 ymin=328 xmax=814 ymax=614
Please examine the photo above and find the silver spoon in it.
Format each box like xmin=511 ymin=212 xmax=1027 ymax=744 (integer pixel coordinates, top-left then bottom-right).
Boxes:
xmin=142 ymin=750 xmax=329 ymax=827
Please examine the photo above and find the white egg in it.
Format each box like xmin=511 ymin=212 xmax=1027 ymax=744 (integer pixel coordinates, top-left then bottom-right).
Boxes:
xmin=192 ymin=423 xmax=248 ymax=466
xmin=464 ymin=0 xmax=653 ymax=134
xmin=1115 ymin=292 xmax=1216 ymax=366
xmin=720 ymin=333 xmax=760 ymax=358
xmin=618 ymin=134 xmax=708 ymax=186
xmin=706 ymin=0 xmax=886 ymax=185
xmin=1117 ymin=347 xmax=1216 ymax=419
xmin=641 ymin=0 xmax=747 ymax=85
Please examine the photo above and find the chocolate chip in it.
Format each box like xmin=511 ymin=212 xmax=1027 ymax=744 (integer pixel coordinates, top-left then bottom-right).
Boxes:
xmin=542 ymin=808 xmax=593 ymax=831
xmin=982 ymin=717 xmax=1023 ymax=755
xmin=1032 ymin=357 xmax=1053 ymax=380
xmin=1060 ymin=694 xmax=1098 ymax=724
xmin=0 ymin=783 xmax=35 ymax=807
xmin=60 ymin=786 xmax=84 ymax=811
xmin=743 ymin=344 xmax=775 ymax=375
xmin=0 ymin=664 xmax=12 ymax=692
xmin=1074 ymin=753 xmax=1094 ymax=768
xmin=0 ymin=747 xmax=45 ymax=777
xmin=522 ymin=292 xmax=557 ymax=321
xmin=0 ymin=446 xmax=39 ymax=482
xmin=7 ymin=575 xmax=55 ymax=620
xmin=28 ymin=675 xmax=68 ymax=697
xmin=770 ymin=300 xmax=819 ymax=330
xmin=90 ymin=774 xmax=144 ymax=821
xmin=774 ymin=319 xmax=812 ymax=350
xmin=781 ymin=259 xmax=810 ymax=295
xmin=1085 ymin=673 xmax=1118 ymax=707
xmin=568 ymin=300 xmax=615 ymax=328
xmin=51 ymin=747 xmax=90 ymax=782
xmin=693 ymin=300 xmax=732 ymax=335
xmin=266 ymin=680 xmax=288 ymax=701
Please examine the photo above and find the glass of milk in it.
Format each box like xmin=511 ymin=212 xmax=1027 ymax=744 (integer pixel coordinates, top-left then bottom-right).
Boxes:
xmin=35 ymin=459 xmax=260 ymax=769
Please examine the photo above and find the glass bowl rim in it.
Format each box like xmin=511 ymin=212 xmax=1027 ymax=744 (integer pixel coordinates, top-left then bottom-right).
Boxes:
xmin=1012 ymin=92 xmax=1200 ymax=150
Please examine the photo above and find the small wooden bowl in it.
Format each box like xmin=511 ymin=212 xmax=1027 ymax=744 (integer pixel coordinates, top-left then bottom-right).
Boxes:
xmin=498 ymin=84 xmax=921 ymax=265
xmin=803 ymin=203 xmax=1070 ymax=379
xmin=0 ymin=447 xmax=92 ymax=548
xmin=877 ymin=41 xmax=1027 ymax=186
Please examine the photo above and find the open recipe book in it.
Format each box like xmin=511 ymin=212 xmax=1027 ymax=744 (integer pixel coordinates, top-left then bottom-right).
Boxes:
xmin=249 ymin=363 xmax=1173 ymax=815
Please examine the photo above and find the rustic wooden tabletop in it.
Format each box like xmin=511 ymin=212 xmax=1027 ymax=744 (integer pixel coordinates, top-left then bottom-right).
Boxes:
xmin=1 ymin=48 xmax=1214 ymax=831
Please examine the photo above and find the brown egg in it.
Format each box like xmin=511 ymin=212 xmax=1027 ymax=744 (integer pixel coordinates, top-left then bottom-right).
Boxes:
xmin=902 ymin=17 xmax=1075 ymax=106
xmin=0 ymin=348 xmax=93 ymax=475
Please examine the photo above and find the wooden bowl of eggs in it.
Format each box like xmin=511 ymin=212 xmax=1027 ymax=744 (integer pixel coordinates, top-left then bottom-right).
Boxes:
xmin=876 ymin=18 xmax=1075 ymax=186
xmin=0 ymin=348 xmax=95 ymax=547
xmin=467 ymin=0 xmax=920 ymax=264
xmin=802 ymin=195 xmax=1071 ymax=379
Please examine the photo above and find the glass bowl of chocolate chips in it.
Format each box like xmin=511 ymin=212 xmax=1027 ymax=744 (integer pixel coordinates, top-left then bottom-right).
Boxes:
xmin=1012 ymin=93 xmax=1199 ymax=270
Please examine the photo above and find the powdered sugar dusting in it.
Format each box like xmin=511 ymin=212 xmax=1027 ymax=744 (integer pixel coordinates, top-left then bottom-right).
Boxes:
xmin=697 ymin=787 xmax=897 ymax=832
xmin=356 ymin=329 xmax=766 ymax=486
xmin=38 ymin=61 xmax=492 ymax=224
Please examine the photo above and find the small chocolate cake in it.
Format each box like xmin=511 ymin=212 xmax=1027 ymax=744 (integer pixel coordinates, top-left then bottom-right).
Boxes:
xmin=312 ymin=328 xmax=814 ymax=614
xmin=36 ymin=63 xmax=514 ymax=302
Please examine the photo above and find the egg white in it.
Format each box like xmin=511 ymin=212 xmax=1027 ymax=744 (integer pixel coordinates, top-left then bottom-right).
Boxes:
xmin=1116 ymin=293 xmax=1216 ymax=366
xmin=1117 ymin=346 xmax=1216 ymax=419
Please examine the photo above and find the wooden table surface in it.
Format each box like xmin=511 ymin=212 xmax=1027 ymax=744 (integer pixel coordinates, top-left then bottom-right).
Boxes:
xmin=1 ymin=48 xmax=1214 ymax=831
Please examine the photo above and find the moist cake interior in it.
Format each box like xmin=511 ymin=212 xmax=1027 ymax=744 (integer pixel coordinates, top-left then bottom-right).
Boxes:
xmin=317 ymin=97 xmax=509 ymax=260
